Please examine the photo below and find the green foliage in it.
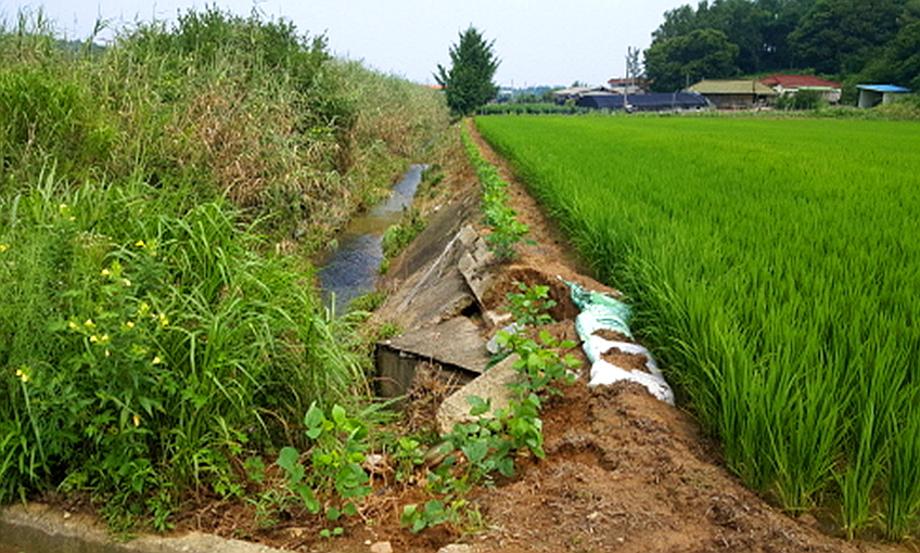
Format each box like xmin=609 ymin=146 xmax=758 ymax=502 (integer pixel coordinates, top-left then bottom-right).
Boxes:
xmin=506 ymin=281 xmax=556 ymax=326
xmin=381 ymin=207 xmax=426 ymax=259
xmin=393 ymin=437 xmax=425 ymax=483
xmin=401 ymin=498 xmax=471 ymax=533
xmin=276 ymin=403 xmax=372 ymax=536
xmin=347 ymin=290 xmax=388 ymax=314
xmin=435 ymin=27 xmax=500 ymax=116
xmin=461 ymin=129 xmax=528 ymax=260
xmin=775 ymin=89 xmax=824 ymax=110
xmin=645 ymin=28 xmax=740 ymax=91
xmin=789 ymin=0 xmax=905 ymax=75
xmin=0 ymin=67 xmax=114 ymax=183
xmin=475 ymin=114 xmax=920 ymax=541
xmin=0 ymin=176 xmax=363 ymax=516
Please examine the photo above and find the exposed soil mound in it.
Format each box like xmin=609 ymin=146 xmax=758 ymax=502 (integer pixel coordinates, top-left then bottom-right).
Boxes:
xmin=483 ymin=265 xmax=580 ymax=321
xmin=476 ymin=382 xmax=859 ymax=553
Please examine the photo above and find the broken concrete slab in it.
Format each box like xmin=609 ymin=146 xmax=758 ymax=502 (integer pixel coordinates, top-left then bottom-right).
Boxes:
xmin=376 ymin=317 xmax=490 ymax=398
xmin=458 ymin=236 xmax=499 ymax=309
xmin=0 ymin=503 xmax=283 ymax=553
xmin=387 ymin=263 xmax=476 ymax=330
xmin=436 ymin=354 xmax=522 ymax=434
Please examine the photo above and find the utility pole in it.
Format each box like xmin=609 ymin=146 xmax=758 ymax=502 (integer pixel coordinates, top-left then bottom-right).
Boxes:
xmin=624 ymin=52 xmax=629 ymax=111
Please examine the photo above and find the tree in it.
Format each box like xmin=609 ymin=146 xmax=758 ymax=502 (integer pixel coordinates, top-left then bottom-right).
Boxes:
xmin=435 ymin=27 xmax=500 ymax=116
xmin=857 ymin=1 xmax=920 ymax=90
xmin=789 ymin=0 xmax=906 ymax=74
xmin=645 ymin=28 xmax=739 ymax=91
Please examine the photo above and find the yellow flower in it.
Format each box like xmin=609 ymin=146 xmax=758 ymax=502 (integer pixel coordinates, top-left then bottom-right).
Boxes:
xmin=90 ymin=334 xmax=110 ymax=345
xmin=100 ymin=268 xmax=111 ymax=277
xmin=89 ymin=335 xmax=98 ymax=343
xmin=58 ymin=203 xmax=68 ymax=213
xmin=124 ymin=321 xmax=135 ymax=329
xmin=104 ymin=349 xmax=111 ymax=358
xmin=138 ymin=302 xmax=150 ymax=316
xmin=84 ymin=319 xmax=96 ymax=329
xmin=135 ymin=240 xmax=146 ymax=248
xmin=157 ymin=313 xmax=169 ymax=328
xmin=152 ymin=355 xmax=162 ymax=365
xmin=15 ymin=368 xmax=30 ymax=383
xmin=132 ymin=414 xmax=141 ymax=427
xmin=0 ymin=243 xmax=8 ymax=253
xmin=67 ymin=320 xmax=79 ymax=331
xmin=121 ymin=278 xmax=131 ymax=287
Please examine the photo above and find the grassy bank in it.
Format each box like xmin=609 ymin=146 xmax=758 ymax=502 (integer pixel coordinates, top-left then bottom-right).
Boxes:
xmin=0 ymin=9 xmax=447 ymax=528
xmin=475 ymin=115 xmax=920 ymax=540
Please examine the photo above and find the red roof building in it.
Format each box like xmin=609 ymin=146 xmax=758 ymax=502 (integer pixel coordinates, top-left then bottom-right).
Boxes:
xmin=760 ymin=75 xmax=842 ymax=103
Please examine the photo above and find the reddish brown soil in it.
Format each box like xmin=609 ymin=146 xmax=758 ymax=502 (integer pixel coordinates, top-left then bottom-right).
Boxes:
xmin=601 ymin=350 xmax=650 ymax=373
xmin=593 ymin=329 xmax=630 ymax=342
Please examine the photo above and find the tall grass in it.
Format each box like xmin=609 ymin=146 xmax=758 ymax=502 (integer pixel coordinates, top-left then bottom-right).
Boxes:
xmin=475 ymin=115 xmax=920 ymax=540
xmin=0 ymin=8 xmax=447 ymax=527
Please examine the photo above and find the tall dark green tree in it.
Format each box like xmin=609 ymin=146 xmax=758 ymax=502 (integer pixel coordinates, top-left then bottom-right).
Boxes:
xmin=857 ymin=0 xmax=920 ymax=89
xmin=789 ymin=0 xmax=906 ymax=74
xmin=645 ymin=28 xmax=740 ymax=91
xmin=435 ymin=27 xmax=500 ymax=116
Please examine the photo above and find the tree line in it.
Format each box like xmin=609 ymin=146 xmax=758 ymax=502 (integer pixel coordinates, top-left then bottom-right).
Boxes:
xmin=644 ymin=0 xmax=920 ymax=93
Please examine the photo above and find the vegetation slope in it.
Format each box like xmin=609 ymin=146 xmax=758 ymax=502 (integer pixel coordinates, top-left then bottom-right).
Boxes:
xmin=0 ymin=8 xmax=448 ymax=528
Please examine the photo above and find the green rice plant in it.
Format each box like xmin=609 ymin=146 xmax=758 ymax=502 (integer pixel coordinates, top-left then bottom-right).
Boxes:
xmin=886 ymin=401 xmax=920 ymax=539
xmin=475 ymin=114 xmax=920 ymax=540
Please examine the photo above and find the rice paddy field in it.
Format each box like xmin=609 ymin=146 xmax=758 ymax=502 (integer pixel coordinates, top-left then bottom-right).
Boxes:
xmin=475 ymin=115 xmax=920 ymax=539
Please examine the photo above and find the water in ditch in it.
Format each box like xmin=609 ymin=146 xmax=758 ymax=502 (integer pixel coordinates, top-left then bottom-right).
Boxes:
xmin=317 ymin=164 xmax=425 ymax=314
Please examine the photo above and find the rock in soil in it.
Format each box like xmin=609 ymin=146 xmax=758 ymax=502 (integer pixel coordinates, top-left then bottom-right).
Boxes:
xmin=370 ymin=541 xmax=393 ymax=553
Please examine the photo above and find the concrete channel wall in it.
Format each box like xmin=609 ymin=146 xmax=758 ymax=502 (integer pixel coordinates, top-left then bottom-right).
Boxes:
xmin=0 ymin=504 xmax=284 ymax=553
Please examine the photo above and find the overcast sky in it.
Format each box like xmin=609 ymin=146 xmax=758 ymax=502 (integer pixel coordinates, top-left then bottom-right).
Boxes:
xmin=3 ymin=0 xmax=689 ymax=87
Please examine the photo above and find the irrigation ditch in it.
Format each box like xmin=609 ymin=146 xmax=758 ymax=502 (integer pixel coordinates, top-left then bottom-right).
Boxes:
xmin=2 ymin=122 xmax=913 ymax=553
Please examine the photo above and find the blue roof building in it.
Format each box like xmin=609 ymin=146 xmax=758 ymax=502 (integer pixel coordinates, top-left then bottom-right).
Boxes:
xmin=857 ymin=84 xmax=912 ymax=108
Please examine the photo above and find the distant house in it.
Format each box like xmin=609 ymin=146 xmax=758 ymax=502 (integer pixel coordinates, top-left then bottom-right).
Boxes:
xmin=856 ymin=84 xmax=912 ymax=108
xmin=761 ymin=74 xmax=842 ymax=103
xmin=607 ymin=77 xmax=649 ymax=95
xmin=552 ymin=86 xmax=605 ymax=103
xmin=688 ymin=80 xmax=777 ymax=109
xmin=575 ymin=92 xmax=709 ymax=112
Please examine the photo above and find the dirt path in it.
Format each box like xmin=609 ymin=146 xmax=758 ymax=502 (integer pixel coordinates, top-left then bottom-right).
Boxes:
xmin=463 ymin=120 xmax=913 ymax=553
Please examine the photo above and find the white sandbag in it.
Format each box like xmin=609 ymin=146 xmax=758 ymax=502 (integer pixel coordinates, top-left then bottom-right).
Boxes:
xmin=589 ymin=359 xmax=675 ymax=405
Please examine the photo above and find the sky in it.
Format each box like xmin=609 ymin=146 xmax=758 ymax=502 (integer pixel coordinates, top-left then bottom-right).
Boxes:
xmin=2 ymin=0 xmax=689 ymax=87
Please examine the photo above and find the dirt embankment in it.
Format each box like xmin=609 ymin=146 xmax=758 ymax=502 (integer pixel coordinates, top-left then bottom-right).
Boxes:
xmin=426 ymin=122 xmax=912 ymax=553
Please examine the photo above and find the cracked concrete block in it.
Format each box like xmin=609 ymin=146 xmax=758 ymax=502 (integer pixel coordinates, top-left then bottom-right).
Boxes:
xmin=436 ymin=354 xmax=521 ymax=434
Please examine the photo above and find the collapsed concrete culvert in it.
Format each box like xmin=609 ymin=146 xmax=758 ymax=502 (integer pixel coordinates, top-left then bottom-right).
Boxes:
xmin=375 ymin=317 xmax=490 ymax=398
